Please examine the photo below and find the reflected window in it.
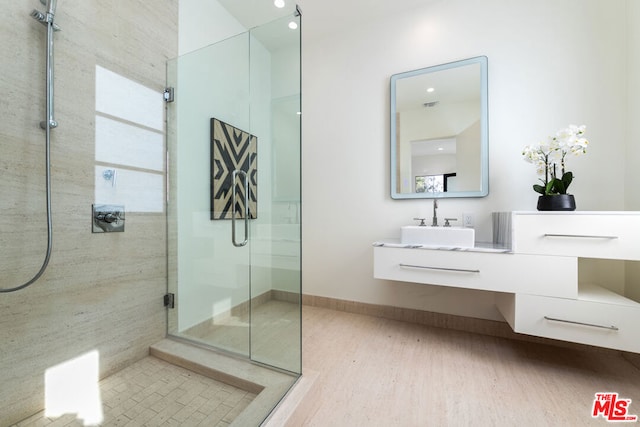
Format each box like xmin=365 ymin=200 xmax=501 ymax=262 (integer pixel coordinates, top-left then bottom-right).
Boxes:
xmin=415 ymin=173 xmax=456 ymax=193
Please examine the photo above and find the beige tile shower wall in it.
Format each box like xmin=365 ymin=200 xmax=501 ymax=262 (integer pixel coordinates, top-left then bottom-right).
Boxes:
xmin=0 ymin=1 xmax=177 ymax=424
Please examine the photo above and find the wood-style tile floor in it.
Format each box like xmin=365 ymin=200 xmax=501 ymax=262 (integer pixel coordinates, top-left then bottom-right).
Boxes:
xmin=186 ymin=300 xmax=301 ymax=373
xmin=280 ymin=305 xmax=640 ymax=426
xmin=14 ymin=304 xmax=640 ymax=426
xmin=13 ymin=356 xmax=256 ymax=427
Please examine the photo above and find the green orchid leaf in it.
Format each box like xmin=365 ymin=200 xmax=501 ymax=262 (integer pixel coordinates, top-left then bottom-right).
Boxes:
xmin=545 ymin=180 xmax=555 ymax=195
xmin=561 ymin=171 xmax=573 ymax=190
xmin=533 ymin=184 xmax=545 ymax=195
xmin=552 ymin=178 xmax=566 ymax=194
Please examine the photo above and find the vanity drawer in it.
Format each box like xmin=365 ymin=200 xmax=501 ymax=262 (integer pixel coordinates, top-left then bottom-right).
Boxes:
xmin=512 ymin=212 xmax=640 ymax=260
xmin=373 ymin=246 xmax=577 ymax=298
xmin=498 ymin=288 xmax=640 ymax=353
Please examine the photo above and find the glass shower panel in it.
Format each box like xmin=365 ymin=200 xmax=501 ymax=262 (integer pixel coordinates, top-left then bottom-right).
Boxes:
xmin=166 ymin=9 xmax=302 ymax=386
xmin=166 ymin=32 xmax=252 ymax=356
xmin=248 ymin=13 xmax=302 ymax=374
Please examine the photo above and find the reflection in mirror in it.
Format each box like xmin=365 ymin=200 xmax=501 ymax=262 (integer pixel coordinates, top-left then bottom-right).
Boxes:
xmin=391 ymin=56 xmax=488 ymax=199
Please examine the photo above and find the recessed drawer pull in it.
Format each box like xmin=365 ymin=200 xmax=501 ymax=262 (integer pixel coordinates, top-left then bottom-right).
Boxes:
xmin=544 ymin=316 xmax=619 ymax=331
xmin=399 ymin=264 xmax=480 ymax=273
xmin=543 ymin=233 xmax=619 ymax=239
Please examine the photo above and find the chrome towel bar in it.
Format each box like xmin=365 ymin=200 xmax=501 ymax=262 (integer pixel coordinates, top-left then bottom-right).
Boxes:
xmin=543 ymin=233 xmax=618 ymax=239
xmin=399 ymin=264 xmax=480 ymax=274
xmin=544 ymin=316 xmax=618 ymax=331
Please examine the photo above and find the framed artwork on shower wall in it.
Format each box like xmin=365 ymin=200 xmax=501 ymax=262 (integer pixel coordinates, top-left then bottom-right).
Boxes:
xmin=210 ymin=118 xmax=258 ymax=220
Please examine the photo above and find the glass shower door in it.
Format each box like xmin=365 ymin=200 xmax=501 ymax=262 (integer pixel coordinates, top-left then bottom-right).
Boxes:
xmin=166 ymin=32 xmax=253 ymax=357
xmin=166 ymin=11 xmax=301 ymax=376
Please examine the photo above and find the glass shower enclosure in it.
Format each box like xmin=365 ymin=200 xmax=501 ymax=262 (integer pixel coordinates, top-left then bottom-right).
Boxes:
xmin=165 ymin=9 xmax=302 ymax=416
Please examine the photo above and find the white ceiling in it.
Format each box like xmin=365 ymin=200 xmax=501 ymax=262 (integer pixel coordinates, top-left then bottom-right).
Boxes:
xmin=412 ymin=137 xmax=456 ymax=156
xmin=217 ymin=0 xmax=439 ymax=40
xmin=217 ymin=0 xmax=296 ymax=30
xmin=396 ymin=62 xmax=481 ymax=112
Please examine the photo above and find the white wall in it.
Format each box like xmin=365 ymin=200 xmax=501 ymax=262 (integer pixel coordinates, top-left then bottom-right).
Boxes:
xmin=178 ymin=0 xmax=244 ymax=55
xmin=455 ymin=120 xmax=481 ymax=192
xmin=625 ymin=0 xmax=640 ymax=301
xmin=412 ymin=154 xmax=456 ymax=179
xmin=302 ymin=0 xmax=629 ymax=320
xmin=626 ymin=1 xmax=640 ymax=210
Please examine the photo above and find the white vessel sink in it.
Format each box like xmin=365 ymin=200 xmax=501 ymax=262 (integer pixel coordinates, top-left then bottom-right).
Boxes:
xmin=400 ymin=226 xmax=475 ymax=248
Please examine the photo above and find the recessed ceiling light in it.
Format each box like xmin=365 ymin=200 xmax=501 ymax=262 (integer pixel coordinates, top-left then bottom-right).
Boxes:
xmin=288 ymin=21 xmax=298 ymax=30
xmin=427 ymin=87 xmax=435 ymax=93
xmin=274 ymin=0 xmax=285 ymax=8
xmin=437 ymin=147 xmax=444 ymax=151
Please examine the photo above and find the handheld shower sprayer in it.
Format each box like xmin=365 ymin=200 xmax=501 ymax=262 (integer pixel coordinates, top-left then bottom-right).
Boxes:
xmin=2 ymin=0 xmax=60 ymax=293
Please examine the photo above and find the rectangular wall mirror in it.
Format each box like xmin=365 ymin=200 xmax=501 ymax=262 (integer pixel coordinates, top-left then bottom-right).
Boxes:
xmin=390 ymin=56 xmax=489 ymax=199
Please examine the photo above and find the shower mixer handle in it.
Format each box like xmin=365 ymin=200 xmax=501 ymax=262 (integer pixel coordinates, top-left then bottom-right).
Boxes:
xmin=92 ymin=204 xmax=125 ymax=233
xmin=103 ymin=213 xmax=118 ymax=224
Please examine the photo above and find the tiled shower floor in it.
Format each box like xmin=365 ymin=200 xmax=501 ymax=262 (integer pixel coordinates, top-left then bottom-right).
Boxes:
xmin=14 ymin=356 xmax=256 ymax=427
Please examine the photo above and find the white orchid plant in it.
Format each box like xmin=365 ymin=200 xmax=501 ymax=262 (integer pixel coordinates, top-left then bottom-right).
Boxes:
xmin=522 ymin=124 xmax=589 ymax=196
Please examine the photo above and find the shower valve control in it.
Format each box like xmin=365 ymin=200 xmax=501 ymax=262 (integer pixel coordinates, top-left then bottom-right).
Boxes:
xmin=92 ymin=204 xmax=125 ymax=233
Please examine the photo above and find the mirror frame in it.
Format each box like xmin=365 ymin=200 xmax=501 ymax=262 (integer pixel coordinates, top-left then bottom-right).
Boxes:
xmin=390 ymin=56 xmax=489 ymax=199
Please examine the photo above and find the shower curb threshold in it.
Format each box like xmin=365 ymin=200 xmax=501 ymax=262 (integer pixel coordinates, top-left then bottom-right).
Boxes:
xmin=150 ymin=338 xmax=298 ymax=427
xmin=261 ymin=368 xmax=319 ymax=426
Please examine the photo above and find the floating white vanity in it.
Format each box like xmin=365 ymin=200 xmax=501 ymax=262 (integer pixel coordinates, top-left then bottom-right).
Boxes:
xmin=373 ymin=211 xmax=640 ymax=353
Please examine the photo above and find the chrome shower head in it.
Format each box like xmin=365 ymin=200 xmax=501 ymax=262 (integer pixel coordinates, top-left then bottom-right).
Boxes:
xmin=31 ymin=1 xmax=61 ymax=31
xmin=30 ymin=9 xmax=46 ymax=23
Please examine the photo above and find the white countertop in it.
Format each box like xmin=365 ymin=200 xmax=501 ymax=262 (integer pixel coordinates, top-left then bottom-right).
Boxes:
xmin=373 ymin=239 xmax=511 ymax=253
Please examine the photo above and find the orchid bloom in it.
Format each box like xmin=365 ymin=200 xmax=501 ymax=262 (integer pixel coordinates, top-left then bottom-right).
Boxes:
xmin=522 ymin=125 xmax=589 ymax=195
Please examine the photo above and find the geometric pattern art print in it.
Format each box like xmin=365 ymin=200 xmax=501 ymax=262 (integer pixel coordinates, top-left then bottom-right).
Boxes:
xmin=210 ymin=118 xmax=257 ymax=220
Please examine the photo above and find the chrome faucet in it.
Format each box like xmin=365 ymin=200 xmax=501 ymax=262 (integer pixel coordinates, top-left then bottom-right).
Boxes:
xmin=432 ymin=199 xmax=438 ymax=226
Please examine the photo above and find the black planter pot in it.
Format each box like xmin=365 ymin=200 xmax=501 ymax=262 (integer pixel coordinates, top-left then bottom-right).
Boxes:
xmin=537 ymin=194 xmax=576 ymax=211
